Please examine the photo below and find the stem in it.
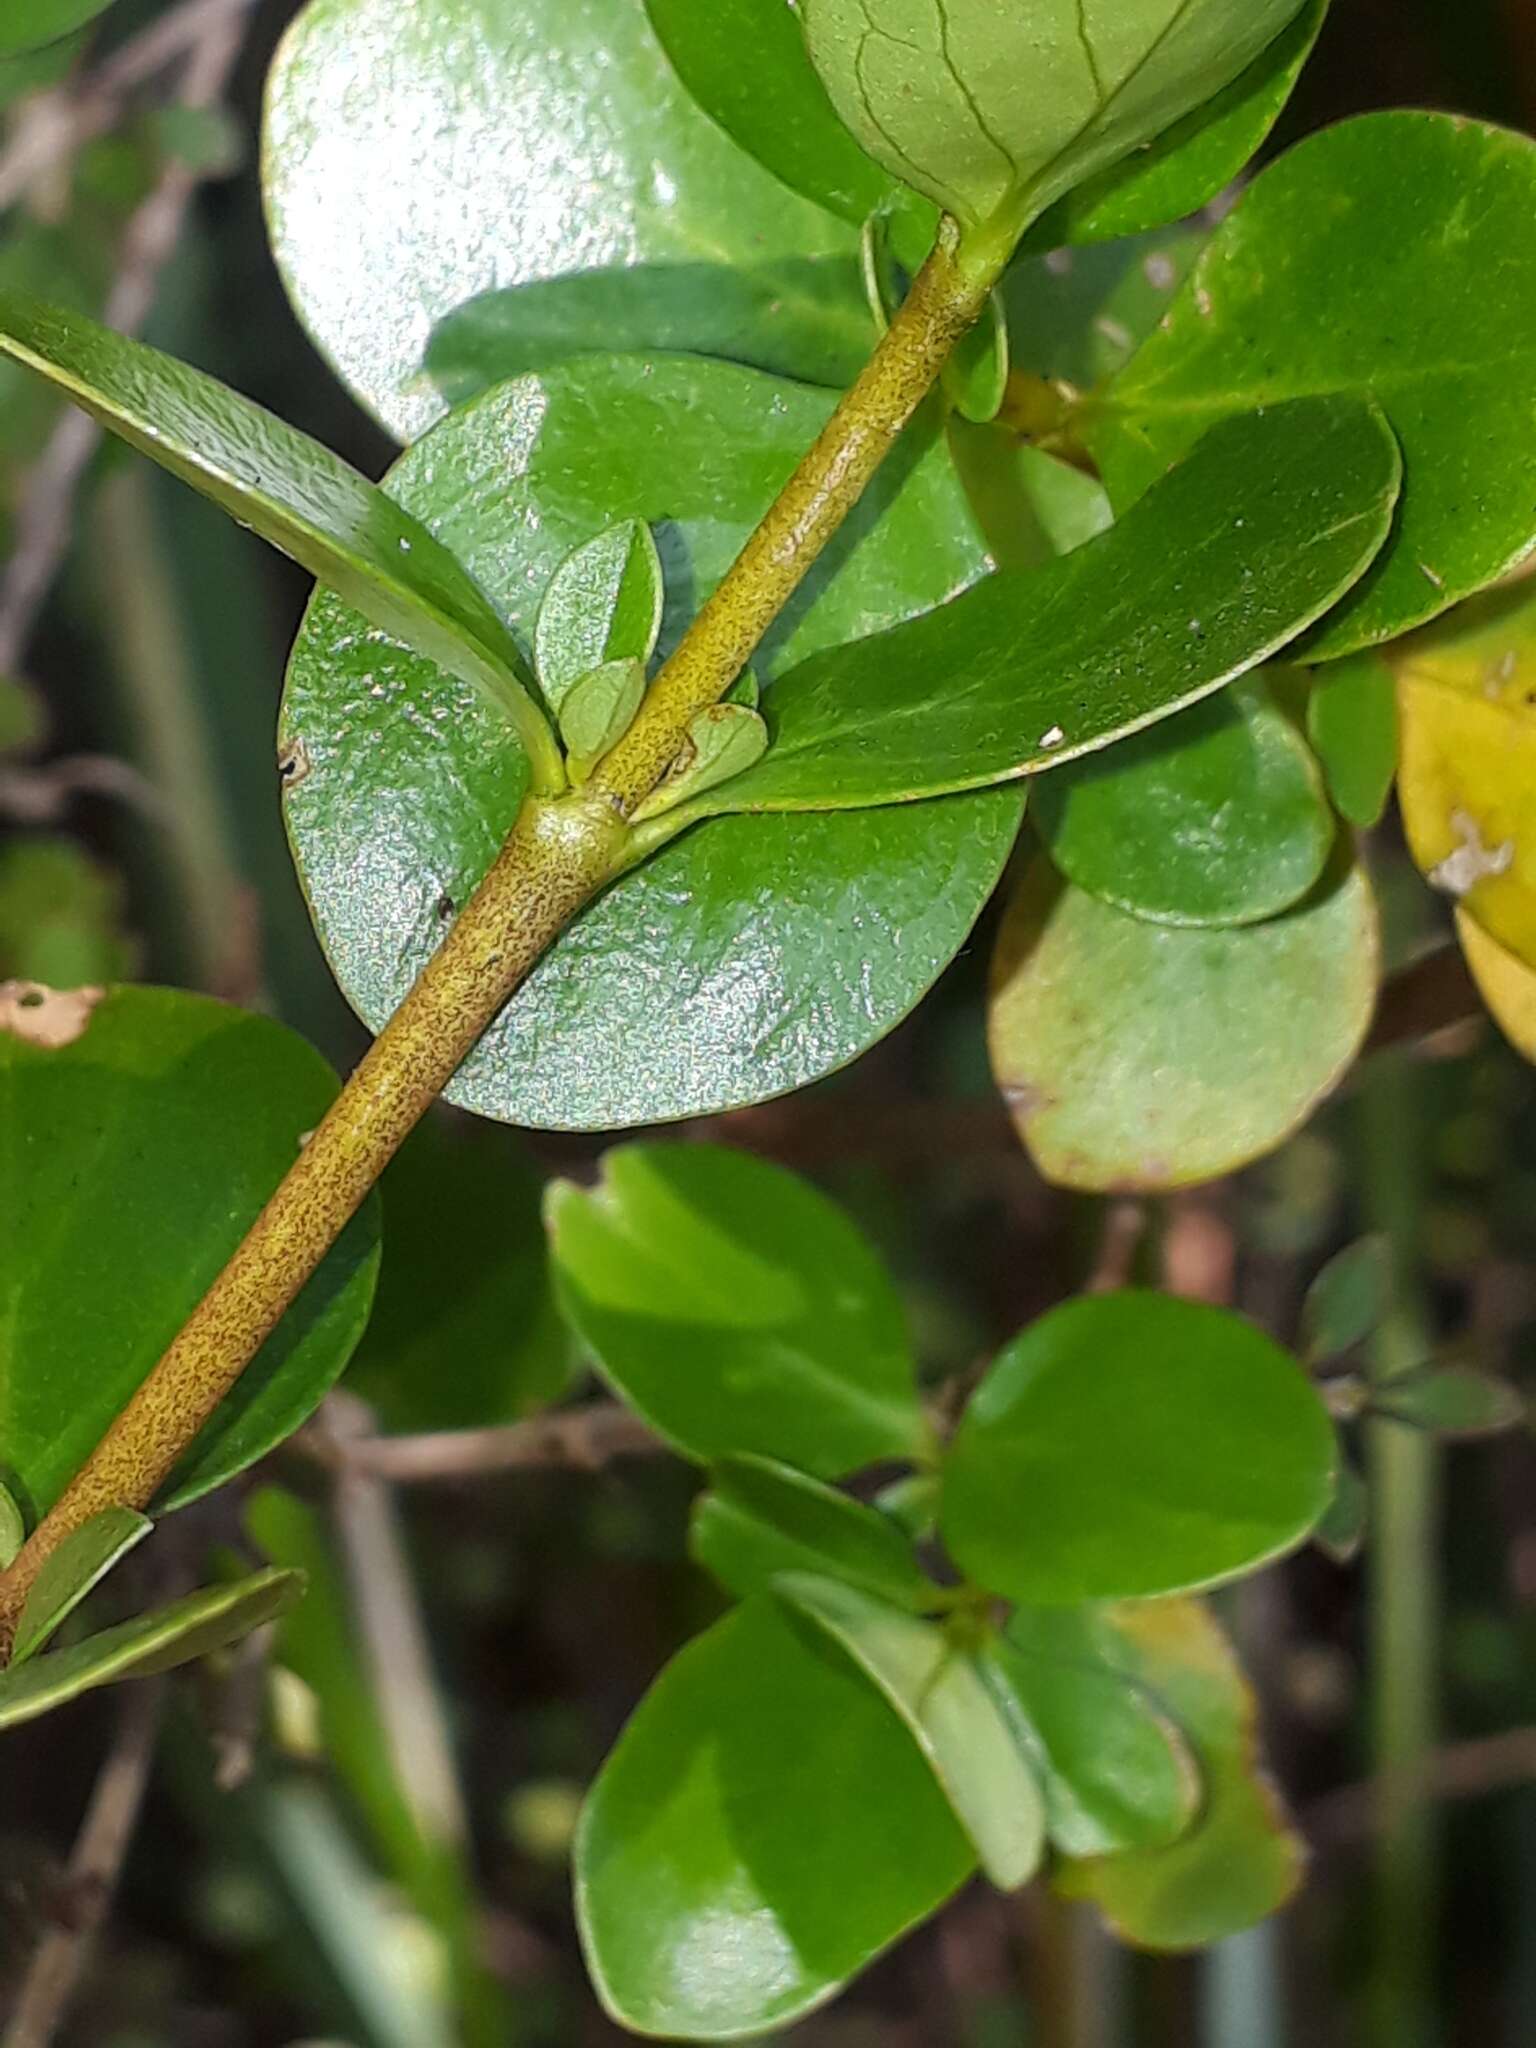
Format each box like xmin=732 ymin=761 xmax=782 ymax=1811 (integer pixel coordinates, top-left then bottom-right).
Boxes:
xmin=0 ymin=221 xmax=1002 ymax=1654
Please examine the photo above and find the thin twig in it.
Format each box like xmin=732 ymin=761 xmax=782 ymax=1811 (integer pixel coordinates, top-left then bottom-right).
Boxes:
xmin=0 ymin=1679 xmax=167 ymax=2048
xmin=297 ymin=1398 xmax=664 ymax=1485
xmin=1309 ymin=1726 xmax=1536 ymax=1851
xmin=0 ymin=1 xmax=248 ymax=674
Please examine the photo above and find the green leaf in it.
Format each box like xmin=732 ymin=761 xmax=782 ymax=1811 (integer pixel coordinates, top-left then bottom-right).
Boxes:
xmin=0 ymin=986 xmax=379 ymax=1521
xmin=12 ymin=1506 xmax=151 ymax=1666
xmin=0 ymin=292 xmax=559 ymax=785
xmin=1031 ymin=683 xmax=1335 ymax=929
xmin=946 ymin=428 xmax=1113 ymax=574
xmin=1092 ymin=114 xmax=1536 ymax=657
xmin=1300 ymin=1235 xmax=1393 ymax=1363
xmin=1003 ymin=226 xmax=1206 ymax=391
xmin=0 ymin=836 xmax=132 ymax=986
xmin=0 ymin=674 xmax=44 ymax=755
xmin=559 ymin=660 xmax=647 ymax=781
xmin=1314 ymin=1451 xmax=1366 ymax=1564
xmin=576 ymin=1594 xmax=973 ymax=2038
xmin=1372 ymin=1366 xmax=1527 ymax=1439
xmin=801 ymin=0 xmax=1308 ymax=244
xmin=283 ymin=352 xmax=1022 ymax=1130
xmin=0 ymin=1569 xmax=304 ymax=1730
xmin=1025 ymin=0 xmax=1328 ymax=250
xmin=535 ymin=522 xmax=663 ymax=710
xmin=547 ymin=1144 xmax=929 ymax=1475
xmin=944 ymin=289 xmax=1010 ymax=424
xmin=989 ymin=855 xmax=1381 ymax=1191
xmin=264 ymin=0 xmax=855 ymax=441
xmin=690 ymin=1456 xmax=936 ymax=1609
xmin=645 ymin=0 xmax=893 ymax=224
xmin=777 ymin=1574 xmax=1046 ymax=1891
xmin=980 ymin=1609 xmax=1199 ymax=1857
xmin=631 ymin=701 xmax=769 ymax=820
xmin=425 ymin=255 xmax=877 ymax=405
xmin=698 ymin=398 xmax=1400 ymax=814
xmin=1054 ymin=1599 xmax=1306 ymax=1947
xmin=941 ymin=1291 xmax=1336 ymax=1605
xmin=0 ymin=1484 xmax=24 ymax=1570
xmin=0 ymin=0 xmax=113 ymax=56
xmin=342 ymin=1112 xmax=572 ymax=1436
xmin=1307 ymin=651 xmax=1399 ymax=828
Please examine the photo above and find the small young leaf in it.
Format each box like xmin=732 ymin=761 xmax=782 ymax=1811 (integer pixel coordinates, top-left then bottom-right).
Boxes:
xmin=944 ymin=290 xmax=1010 ymax=425
xmin=1054 ymin=1599 xmax=1306 ymax=1947
xmin=1301 ymin=1236 xmax=1393 ymax=1363
xmin=777 ymin=1573 xmax=1047 ymax=1891
xmin=1372 ymin=1367 xmax=1527 ymax=1439
xmin=1307 ymin=651 xmax=1399 ymax=828
xmin=12 ymin=1506 xmax=152 ymax=1666
xmin=691 ymin=1456 xmax=936 ymax=1609
xmin=692 ymin=397 xmax=1400 ymax=815
xmin=0 ymin=1569 xmax=305 ymax=1731
xmin=1457 ymin=909 xmax=1536 ymax=1064
xmin=547 ymin=1144 xmax=929 ymax=1475
xmin=801 ymin=0 xmax=1308 ymax=245
xmin=941 ymin=1292 xmax=1336 ymax=1605
xmin=0 ymin=291 xmax=559 ymax=784
xmin=536 ymin=522 xmax=663 ymax=709
xmin=631 ymin=702 xmax=769 ymax=821
xmin=575 ymin=1595 xmax=973 ymax=2038
xmin=990 ymin=855 xmax=1381 ymax=1192
xmin=1032 ymin=683 xmax=1335 ymax=930
xmin=980 ymin=1609 xmax=1199 ymax=1858
xmin=558 ymin=659 xmax=647 ymax=781
xmin=1093 ymin=114 xmax=1536 ymax=657
xmin=1315 ymin=1453 xmax=1368 ymax=1564
xmin=0 ymin=1485 xmax=24 ymax=1571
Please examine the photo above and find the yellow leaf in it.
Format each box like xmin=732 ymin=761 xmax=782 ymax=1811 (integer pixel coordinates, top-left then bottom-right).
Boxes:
xmin=1457 ymin=908 xmax=1536 ymax=1062
xmin=1393 ymin=577 xmax=1536 ymax=968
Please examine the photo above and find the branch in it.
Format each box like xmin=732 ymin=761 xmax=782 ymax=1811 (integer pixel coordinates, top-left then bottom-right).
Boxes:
xmin=1309 ymin=1726 xmax=1536 ymax=1851
xmin=297 ymin=1398 xmax=663 ymax=1485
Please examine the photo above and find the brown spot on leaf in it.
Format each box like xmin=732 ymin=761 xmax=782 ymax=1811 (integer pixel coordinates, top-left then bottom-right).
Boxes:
xmin=0 ymin=981 xmax=104 ymax=1048
xmin=277 ymin=737 xmax=312 ymax=791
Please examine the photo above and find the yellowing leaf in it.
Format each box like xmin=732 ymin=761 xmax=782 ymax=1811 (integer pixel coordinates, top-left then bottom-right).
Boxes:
xmin=1457 ymin=908 xmax=1536 ymax=1062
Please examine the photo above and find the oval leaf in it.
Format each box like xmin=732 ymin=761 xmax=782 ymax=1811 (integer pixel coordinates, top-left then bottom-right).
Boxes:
xmin=0 ymin=985 xmax=379 ymax=1520
xmin=535 ymin=521 xmax=663 ymax=710
xmin=282 ymin=353 xmax=1021 ymax=1130
xmin=547 ymin=1144 xmax=928 ymax=1475
xmin=576 ymin=1594 xmax=973 ymax=2038
xmin=264 ymin=0 xmax=854 ymax=440
xmin=0 ymin=1569 xmax=305 ymax=1731
xmin=699 ymin=397 xmax=1399 ymax=815
xmin=691 ymin=1456 xmax=936 ymax=1609
xmin=1300 ymin=1235 xmax=1393 ymax=1364
xmin=1032 ymin=683 xmax=1335 ymax=929
xmin=12 ymin=1506 xmax=151 ymax=1666
xmin=777 ymin=1573 xmax=1047 ymax=1892
xmin=989 ymin=855 xmax=1381 ymax=1191
xmin=1306 ymin=651 xmax=1398 ymax=829
xmin=941 ymin=1292 xmax=1337 ymax=1605
xmin=1458 ymin=908 xmax=1536 ymax=1064
xmin=1094 ymin=113 xmax=1536 ymax=656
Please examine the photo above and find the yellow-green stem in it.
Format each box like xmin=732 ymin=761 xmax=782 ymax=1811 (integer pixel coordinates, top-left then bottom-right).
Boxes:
xmin=0 ymin=218 xmax=1001 ymax=1656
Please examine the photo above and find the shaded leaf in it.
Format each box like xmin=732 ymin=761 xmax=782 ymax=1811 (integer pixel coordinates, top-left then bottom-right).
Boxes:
xmin=1301 ymin=1235 xmax=1393 ymax=1363
xmin=1003 ymin=227 xmax=1206 ymax=392
xmin=690 ymin=1456 xmax=936 ymax=1608
xmin=1314 ymin=1452 xmax=1368 ymax=1564
xmin=989 ymin=855 xmax=1380 ymax=1191
xmin=0 ymin=836 xmax=132 ymax=986
xmin=575 ymin=1594 xmax=973 ymax=2038
xmin=941 ymin=1292 xmax=1336 ymax=1605
xmin=777 ymin=1573 xmax=1047 ymax=1891
xmin=1306 ymin=651 xmax=1398 ymax=828
xmin=0 ymin=1569 xmax=304 ymax=1731
xmin=548 ymin=1144 xmax=928 ymax=1475
xmin=0 ymin=1485 xmax=24 ymax=1571
xmin=0 ymin=0 xmax=113 ymax=56
xmin=1372 ymin=1366 xmax=1526 ymax=1439
xmin=12 ymin=1506 xmax=151 ymax=1666
xmin=0 ymin=674 xmax=45 ymax=755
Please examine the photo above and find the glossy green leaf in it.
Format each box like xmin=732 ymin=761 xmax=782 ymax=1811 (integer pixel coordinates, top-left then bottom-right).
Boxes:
xmin=942 ymin=1291 xmax=1336 ymax=1604
xmin=980 ymin=1608 xmax=1199 ymax=1857
xmin=577 ymin=1593 xmax=973 ymax=2037
xmin=631 ymin=701 xmax=770 ymax=820
xmin=0 ymin=291 xmax=558 ymax=782
xmin=0 ymin=1569 xmax=304 ymax=1731
xmin=645 ymin=0 xmax=892 ymax=224
xmin=12 ymin=1506 xmax=151 ymax=1666
xmin=0 ymin=986 xmax=379 ymax=1522
xmin=699 ymin=398 xmax=1399 ymax=814
xmin=691 ymin=1456 xmax=936 ymax=1609
xmin=559 ymin=660 xmax=647 ymax=780
xmin=547 ymin=1144 xmax=929 ymax=1475
xmin=425 ymin=255 xmax=877 ymax=406
xmin=778 ymin=1574 xmax=1046 ymax=1890
xmin=1372 ymin=1366 xmax=1527 ymax=1439
xmin=1032 ymin=683 xmax=1334 ymax=928
xmin=0 ymin=1484 xmax=24 ymax=1569
xmin=342 ymin=1112 xmax=572 ymax=1435
xmin=801 ymin=0 xmax=1307 ymax=242
xmin=263 ymin=0 xmax=854 ymax=441
xmin=0 ymin=0 xmax=112 ymax=56
xmin=1307 ymin=651 xmax=1399 ymax=828
xmin=1314 ymin=1452 xmax=1367 ymax=1564
xmin=1055 ymin=1599 xmax=1306 ymax=1947
xmin=283 ymin=353 xmax=1021 ymax=1130
xmin=1093 ymin=114 xmax=1536 ymax=656
xmin=535 ymin=521 xmax=663 ymax=710
xmin=0 ymin=836 xmax=132 ymax=986
xmin=989 ymin=855 xmax=1381 ymax=1191
xmin=1301 ymin=1235 xmax=1392 ymax=1363
xmin=1025 ymin=0 xmax=1327 ymax=250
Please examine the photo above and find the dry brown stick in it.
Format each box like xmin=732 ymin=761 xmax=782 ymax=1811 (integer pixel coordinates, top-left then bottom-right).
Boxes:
xmin=0 ymin=1 xmax=246 ymax=673
xmin=0 ymin=1679 xmax=167 ymax=2048
xmin=297 ymin=1399 xmax=665 ymax=1485
xmin=1308 ymin=1725 xmax=1536 ymax=1851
